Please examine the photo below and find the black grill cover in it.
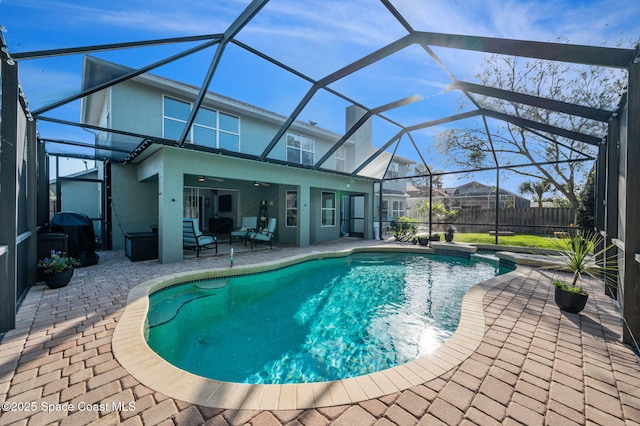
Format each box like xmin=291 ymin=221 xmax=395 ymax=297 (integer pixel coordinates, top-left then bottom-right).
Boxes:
xmin=51 ymin=212 xmax=99 ymax=267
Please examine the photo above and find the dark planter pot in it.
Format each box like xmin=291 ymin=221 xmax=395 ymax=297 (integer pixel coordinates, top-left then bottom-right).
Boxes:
xmin=554 ymin=286 xmax=588 ymax=313
xmin=445 ymin=233 xmax=454 ymax=242
xmin=429 ymin=235 xmax=441 ymax=242
xmin=418 ymin=237 xmax=430 ymax=245
xmin=44 ymin=269 xmax=74 ymax=289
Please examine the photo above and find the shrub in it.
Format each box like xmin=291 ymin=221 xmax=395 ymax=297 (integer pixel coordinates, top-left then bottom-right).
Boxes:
xmin=390 ymin=217 xmax=418 ymax=242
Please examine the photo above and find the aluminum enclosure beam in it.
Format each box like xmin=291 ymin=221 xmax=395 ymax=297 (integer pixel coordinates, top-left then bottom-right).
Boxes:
xmin=480 ymin=108 xmax=602 ymax=145
xmin=178 ymin=0 xmax=269 ymax=147
xmin=34 ymin=39 xmax=221 ymax=116
xmin=314 ymin=94 xmax=422 ymax=170
xmin=259 ymin=33 xmax=417 ymax=160
xmin=11 ymin=34 xmax=223 ymax=60
xmin=416 ymin=31 xmax=635 ymax=68
xmin=449 ymin=81 xmax=613 ymax=122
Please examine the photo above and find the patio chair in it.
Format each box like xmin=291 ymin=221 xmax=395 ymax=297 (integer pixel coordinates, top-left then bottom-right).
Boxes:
xmin=230 ymin=216 xmax=257 ymax=245
xmin=250 ymin=217 xmax=277 ymax=250
xmin=183 ymin=218 xmax=217 ymax=257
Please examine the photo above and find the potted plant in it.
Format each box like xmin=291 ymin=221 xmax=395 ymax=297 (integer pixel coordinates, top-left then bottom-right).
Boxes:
xmin=552 ymin=230 xmax=615 ymax=313
xmin=429 ymin=233 xmax=441 ymax=242
xmin=38 ymin=251 xmax=80 ymax=289
xmin=415 ymin=233 xmax=431 ymax=245
xmin=445 ymin=225 xmax=455 ymax=242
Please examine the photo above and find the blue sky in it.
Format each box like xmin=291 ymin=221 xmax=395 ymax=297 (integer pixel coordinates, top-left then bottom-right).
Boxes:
xmin=2 ymin=0 xmax=639 ymax=190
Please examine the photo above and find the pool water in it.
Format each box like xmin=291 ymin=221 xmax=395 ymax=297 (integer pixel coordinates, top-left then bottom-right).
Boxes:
xmin=147 ymin=252 xmax=508 ymax=384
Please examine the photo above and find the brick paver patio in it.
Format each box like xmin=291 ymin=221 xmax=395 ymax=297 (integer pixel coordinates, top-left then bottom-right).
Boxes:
xmin=1 ymin=239 xmax=639 ymax=425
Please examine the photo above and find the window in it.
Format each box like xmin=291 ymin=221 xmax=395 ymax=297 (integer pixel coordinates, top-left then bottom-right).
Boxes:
xmin=286 ymin=190 xmax=297 ymax=227
xmin=392 ymin=200 xmax=405 ymax=219
xmin=321 ymin=192 xmax=336 ymax=226
xmin=163 ymin=96 xmax=240 ymax=151
xmin=286 ymin=133 xmax=314 ymax=166
xmin=163 ymin=97 xmax=191 ymax=141
xmin=218 ymin=112 xmax=240 ymax=151
xmin=193 ymin=107 xmax=217 ymax=148
xmin=384 ymin=162 xmax=399 ymax=179
xmin=381 ymin=199 xmax=390 ymax=221
xmin=336 ymin=146 xmax=346 ymax=172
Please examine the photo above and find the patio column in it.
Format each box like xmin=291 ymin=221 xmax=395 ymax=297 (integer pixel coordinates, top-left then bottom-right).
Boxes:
xmin=621 ymin=53 xmax=640 ymax=345
xmin=26 ymin=118 xmax=38 ymax=286
xmin=298 ymin=184 xmax=310 ymax=247
xmin=603 ymin=118 xmax=618 ymax=298
xmin=0 ymin=56 xmax=18 ymax=332
xmin=157 ymin=167 xmax=184 ymax=263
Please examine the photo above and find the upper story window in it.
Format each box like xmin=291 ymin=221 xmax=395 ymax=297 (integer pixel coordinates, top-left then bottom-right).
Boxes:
xmin=384 ymin=162 xmax=399 ymax=179
xmin=336 ymin=146 xmax=346 ymax=172
xmin=163 ymin=96 xmax=240 ymax=151
xmin=286 ymin=133 xmax=314 ymax=166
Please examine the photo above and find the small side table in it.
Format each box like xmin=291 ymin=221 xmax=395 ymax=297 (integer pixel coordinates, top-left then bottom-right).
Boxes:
xmin=124 ymin=232 xmax=158 ymax=262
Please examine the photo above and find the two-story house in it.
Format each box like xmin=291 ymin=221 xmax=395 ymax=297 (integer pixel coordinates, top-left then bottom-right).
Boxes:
xmin=80 ymin=56 xmax=412 ymax=262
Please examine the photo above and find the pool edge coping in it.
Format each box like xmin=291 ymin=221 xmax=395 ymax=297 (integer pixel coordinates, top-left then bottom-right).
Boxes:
xmin=112 ymin=245 xmax=527 ymax=410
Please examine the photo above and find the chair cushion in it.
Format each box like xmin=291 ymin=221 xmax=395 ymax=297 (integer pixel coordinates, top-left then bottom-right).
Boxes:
xmin=253 ymin=233 xmax=270 ymax=242
xmin=198 ymin=235 xmax=215 ymax=245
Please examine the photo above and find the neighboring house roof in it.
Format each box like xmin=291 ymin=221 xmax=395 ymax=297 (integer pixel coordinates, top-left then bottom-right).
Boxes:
xmin=382 ymin=188 xmax=409 ymax=196
xmin=408 ymin=181 xmax=529 ymax=204
xmin=406 ymin=184 xmax=450 ymax=198
xmin=49 ymin=167 xmax=98 ymax=184
xmin=444 ymin=181 xmax=520 ymax=198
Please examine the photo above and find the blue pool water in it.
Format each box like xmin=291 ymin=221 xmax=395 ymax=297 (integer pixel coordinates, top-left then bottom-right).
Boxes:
xmin=147 ymin=252 xmax=508 ymax=384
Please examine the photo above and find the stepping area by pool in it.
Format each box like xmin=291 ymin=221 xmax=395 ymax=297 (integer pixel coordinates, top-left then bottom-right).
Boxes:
xmin=1 ymin=238 xmax=639 ymax=425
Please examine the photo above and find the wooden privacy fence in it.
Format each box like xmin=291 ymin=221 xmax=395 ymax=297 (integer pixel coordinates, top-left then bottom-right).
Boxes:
xmin=408 ymin=208 xmax=576 ymax=235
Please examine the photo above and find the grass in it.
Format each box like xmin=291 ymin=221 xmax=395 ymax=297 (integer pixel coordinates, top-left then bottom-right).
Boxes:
xmin=452 ymin=233 xmax=565 ymax=250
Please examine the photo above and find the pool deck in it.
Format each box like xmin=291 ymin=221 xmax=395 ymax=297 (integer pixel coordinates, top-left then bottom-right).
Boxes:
xmin=1 ymin=238 xmax=639 ymax=425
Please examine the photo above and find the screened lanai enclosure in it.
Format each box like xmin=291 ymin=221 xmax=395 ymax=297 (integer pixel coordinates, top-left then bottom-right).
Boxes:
xmin=1 ymin=1 xmax=639 ymax=347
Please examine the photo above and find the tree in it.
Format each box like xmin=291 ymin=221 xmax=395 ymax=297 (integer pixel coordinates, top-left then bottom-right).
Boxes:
xmin=576 ymin=167 xmax=595 ymax=229
xmin=409 ymin=164 xmax=443 ymax=193
xmin=519 ymin=180 xmax=552 ymax=208
xmin=437 ymin=48 xmax=626 ymax=210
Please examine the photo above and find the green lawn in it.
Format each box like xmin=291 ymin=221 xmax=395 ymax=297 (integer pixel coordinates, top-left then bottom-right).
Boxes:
xmin=452 ymin=233 xmax=566 ymax=250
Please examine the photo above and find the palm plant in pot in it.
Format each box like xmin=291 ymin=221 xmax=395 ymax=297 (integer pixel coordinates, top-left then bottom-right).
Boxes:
xmin=552 ymin=230 xmax=615 ymax=313
xmin=38 ymin=251 xmax=80 ymax=289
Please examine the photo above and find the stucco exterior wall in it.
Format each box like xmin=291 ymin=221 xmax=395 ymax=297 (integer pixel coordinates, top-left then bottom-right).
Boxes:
xmin=110 ymin=164 xmax=159 ymax=250
xmin=129 ymin=146 xmax=372 ymax=262
xmin=111 ymin=81 xmax=163 ymax=138
xmin=109 ymin=78 xmax=347 ymax=169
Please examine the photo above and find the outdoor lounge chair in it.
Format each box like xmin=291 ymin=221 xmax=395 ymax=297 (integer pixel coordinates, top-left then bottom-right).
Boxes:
xmin=183 ymin=218 xmax=217 ymax=257
xmin=230 ymin=216 xmax=257 ymax=245
xmin=249 ymin=217 xmax=277 ymax=250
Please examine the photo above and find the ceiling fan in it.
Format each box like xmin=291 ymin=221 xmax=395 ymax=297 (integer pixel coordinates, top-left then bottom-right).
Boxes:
xmin=197 ymin=176 xmax=224 ymax=183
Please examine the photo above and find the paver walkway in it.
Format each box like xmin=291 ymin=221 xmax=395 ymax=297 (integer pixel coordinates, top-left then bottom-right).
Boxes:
xmin=1 ymin=239 xmax=639 ymax=425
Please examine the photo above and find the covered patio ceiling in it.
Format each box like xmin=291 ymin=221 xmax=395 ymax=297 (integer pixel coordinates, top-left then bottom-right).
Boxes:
xmin=3 ymin=0 xmax=637 ymax=182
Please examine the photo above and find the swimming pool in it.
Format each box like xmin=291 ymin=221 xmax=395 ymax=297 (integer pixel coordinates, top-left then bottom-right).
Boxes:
xmin=146 ymin=252 xmax=509 ymax=384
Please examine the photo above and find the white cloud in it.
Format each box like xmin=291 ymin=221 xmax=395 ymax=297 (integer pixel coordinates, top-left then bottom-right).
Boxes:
xmin=390 ymin=0 xmax=640 ymax=46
